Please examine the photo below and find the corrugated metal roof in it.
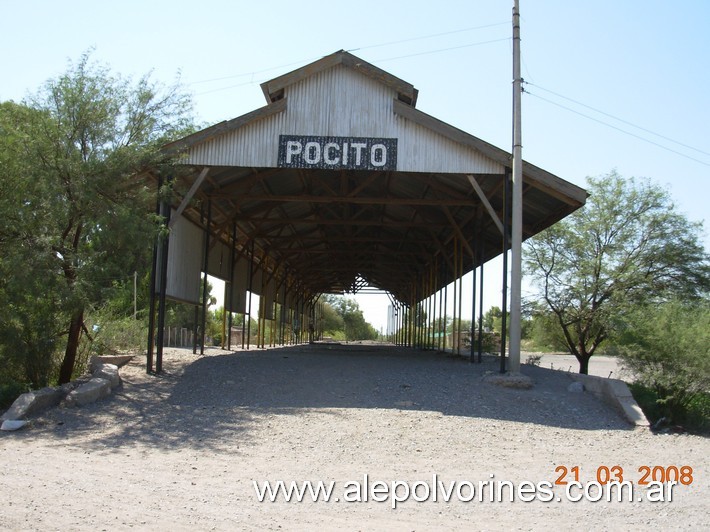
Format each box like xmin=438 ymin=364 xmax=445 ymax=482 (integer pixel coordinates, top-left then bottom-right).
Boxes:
xmin=155 ymin=50 xmax=587 ymax=305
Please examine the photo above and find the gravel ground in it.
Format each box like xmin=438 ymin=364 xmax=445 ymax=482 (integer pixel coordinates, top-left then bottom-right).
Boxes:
xmin=1 ymin=344 xmax=707 ymax=530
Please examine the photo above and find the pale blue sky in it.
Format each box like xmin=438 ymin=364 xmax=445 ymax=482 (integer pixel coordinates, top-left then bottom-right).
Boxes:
xmin=2 ymin=1 xmax=708 ymax=331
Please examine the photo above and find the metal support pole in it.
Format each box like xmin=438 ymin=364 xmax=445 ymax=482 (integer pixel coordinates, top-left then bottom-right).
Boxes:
xmin=478 ymin=244 xmax=485 ymax=363
xmin=509 ymin=0 xmax=523 ymax=373
xmin=438 ymin=257 xmax=443 ymax=351
xmin=457 ymin=241 xmax=464 ymax=356
xmin=428 ymin=266 xmax=433 ymax=350
xmin=193 ymin=305 xmax=199 ymax=354
xmin=146 ymin=174 xmax=163 ymax=373
xmin=281 ymin=284 xmax=287 ymax=345
xmin=200 ymin=199 xmax=212 ymax=356
xmin=431 ymin=264 xmax=437 ymax=351
xmin=155 ymin=183 xmax=172 ymax=374
xmin=452 ymin=237 xmax=458 ymax=355
xmin=247 ymin=240 xmax=254 ymax=349
xmin=228 ymin=221 xmax=236 ymax=351
xmin=500 ymin=171 xmax=511 ymax=373
xmin=470 ymin=254 xmax=476 ymax=363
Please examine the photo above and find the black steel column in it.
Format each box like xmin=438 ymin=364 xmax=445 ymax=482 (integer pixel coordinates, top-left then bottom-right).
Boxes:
xmin=470 ymin=254 xmax=477 ymax=363
xmin=146 ymin=174 xmax=163 ymax=373
xmin=281 ymin=283 xmax=287 ymax=345
xmin=227 ymin=221 xmax=237 ymax=351
xmin=193 ymin=305 xmax=199 ymax=354
xmin=155 ymin=177 xmax=172 ymax=374
xmin=477 ymin=243 xmax=485 ymax=363
xmin=246 ymin=240 xmax=254 ymax=349
xmin=200 ymin=199 xmax=212 ymax=355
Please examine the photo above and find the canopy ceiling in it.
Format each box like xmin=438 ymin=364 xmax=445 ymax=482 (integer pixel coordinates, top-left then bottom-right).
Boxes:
xmin=151 ymin=50 xmax=587 ymax=305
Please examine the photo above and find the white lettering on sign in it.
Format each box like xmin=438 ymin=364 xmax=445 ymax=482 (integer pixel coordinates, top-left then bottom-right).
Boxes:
xmin=304 ymin=142 xmax=321 ymax=164
xmin=278 ymin=135 xmax=397 ymax=171
xmin=371 ymin=143 xmax=387 ymax=167
xmin=286 ymin=141 xmax=302 ymax=164
xmin=351 ymin=142 xmax=366 ymax=166
xmin=323 ymin=142 xmax=340 ymax=165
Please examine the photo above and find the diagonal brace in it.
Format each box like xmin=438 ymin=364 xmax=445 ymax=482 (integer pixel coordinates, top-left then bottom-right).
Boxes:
xmin=467 ymin=174 xmax=504 ymax=235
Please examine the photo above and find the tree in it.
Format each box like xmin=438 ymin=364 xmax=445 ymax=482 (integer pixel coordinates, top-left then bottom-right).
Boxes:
xmin=0 ymin=103 xmax=63 ymax=388
xmin=322 ymin=295 xmax=378 ymax=341
xmin=524 ymin=172 xmax=710 ymax=374
xmin=320 ymin=301 xmax=345 ymax=336
xmin=482 ymin=306 xmax=503 ymax=333
xmin=613 ymin=299 xmax=709 ymax=427
xmin=0 ymin=52 xmax=194 ymax=384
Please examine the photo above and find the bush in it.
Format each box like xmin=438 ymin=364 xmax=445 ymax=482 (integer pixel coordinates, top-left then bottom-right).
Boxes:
xmin=615 ymin=300 xmax=710 ymax=431
xmin=0 ymin=380 xmax=30 ymax=411
xmin=629 ymin=382 xmax=710 ymax=435
xmin=86 ymin=312 xmax=147 ymax=356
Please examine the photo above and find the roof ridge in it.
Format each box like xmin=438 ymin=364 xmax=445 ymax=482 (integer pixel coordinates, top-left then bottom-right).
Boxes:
xmin=259 ymin=50 xmax=418 ymax=107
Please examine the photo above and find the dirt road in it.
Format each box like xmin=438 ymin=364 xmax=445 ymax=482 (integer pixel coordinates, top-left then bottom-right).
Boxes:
xmin=1 ymin=345 xmax=707 ymax=530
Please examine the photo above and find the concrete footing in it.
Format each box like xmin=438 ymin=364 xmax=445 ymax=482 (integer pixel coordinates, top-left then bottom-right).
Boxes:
xmin=568 ymin=373 xmax=649 ymax=427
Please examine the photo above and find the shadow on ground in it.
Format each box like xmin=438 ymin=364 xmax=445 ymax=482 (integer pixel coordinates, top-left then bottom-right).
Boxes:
xmin=13 ymin=343 xmax=632 ymax=452
xmin=169 ymin=344 xmax=629 ymax=430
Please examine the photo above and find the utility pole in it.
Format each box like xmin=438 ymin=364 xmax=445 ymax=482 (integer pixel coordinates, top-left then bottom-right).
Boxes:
xmin=133 ymin=271 xmax=138 ymax=320
xmin=509 ymin=0 xmax=523 ymax=373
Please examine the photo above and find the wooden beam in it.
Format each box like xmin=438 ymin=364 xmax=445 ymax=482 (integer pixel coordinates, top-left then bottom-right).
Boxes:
xmin=239 ymin=216 xmax=450 ymax=229
xmin=211 ymin=193 xmax=476 ymax=207
xmin=169 ymin=168 xmax=210 ymax=229
xmin=467 ymin=175 xmax=504 ymax=235
xmin=442 ymin=206 xmax=475 ymax=258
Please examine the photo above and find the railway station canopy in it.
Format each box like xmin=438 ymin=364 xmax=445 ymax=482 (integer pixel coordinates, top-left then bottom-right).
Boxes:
xmin=145 ymin=50 xmax=587 ymax=313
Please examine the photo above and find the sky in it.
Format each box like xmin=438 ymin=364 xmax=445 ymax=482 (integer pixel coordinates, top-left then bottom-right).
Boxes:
xmin=2 ymin=1 xmax=708 ymax=332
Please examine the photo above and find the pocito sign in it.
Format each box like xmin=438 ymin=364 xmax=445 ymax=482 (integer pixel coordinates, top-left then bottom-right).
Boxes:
xmin=278 ymin=135 xmax=397 ymax=171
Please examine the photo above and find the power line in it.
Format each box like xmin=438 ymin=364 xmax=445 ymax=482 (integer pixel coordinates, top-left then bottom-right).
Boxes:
xmin=188 ymin=56 xmax=323 ymax=86
xmin=525 ymin=89 xmax=710 ymax=168
xmin=193 ymin=37 xmax=510 ymax=97
xmin=187 ymin=21 xmax=509 ymax=89
xmin=374 ymin=38 xmax=510 ymax=63
xmin=347 ymin=21 xmax=508 ymax=53
xmin=526 ymin=82 xmax=710 ymax=158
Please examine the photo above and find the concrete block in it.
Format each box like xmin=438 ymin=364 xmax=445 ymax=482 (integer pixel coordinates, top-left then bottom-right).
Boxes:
xmin=1 ymin=420 xmax=29 ymax=431
xmin=1 ymin=387 xmax=66 ymax=421
xmin=89 ymin=355 xmax=134 ymax=372
xmin=63 ymin=378 xmax=112 ymax=408
xmin=569 ymin=373 xmax=649 ymax=427
xmin=92 ymin=363 xmax=121 ymax=389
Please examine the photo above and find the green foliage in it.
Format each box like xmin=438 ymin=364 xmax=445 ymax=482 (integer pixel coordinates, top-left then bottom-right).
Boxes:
xmin=0 ymin=51 xmax=194 ymax=386
xmin=87 ymin=311 xmax=147 ymax=356
xmin=629 ymin=382 xmax=710 ymax=435
xmin=322 ymin=295 xmax=378 ymax=341
xmin=482 ymin=306 xmax=505 ymax=333
xmin=320 ymin=299 xmax=345 ymax=335
xmin=0 ymin=380 xmax=30 ymax=411
xmin=527 ymin=308 xmax=569 ymax=352
xmin=524 ymin=171 xmax=710 ymax=373
xmin=612 ymin=300 xmax=710 ymax=429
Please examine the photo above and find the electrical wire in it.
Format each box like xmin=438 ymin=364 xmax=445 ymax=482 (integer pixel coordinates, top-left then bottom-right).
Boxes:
xmin=188 ymin=21 xmax=509 ymax=89
xmin=526 ymin=82 xmax=710 ymax=158
xmin=193 ymin=37 xmax=510 ymax=97
xmin=347 ymin=21 xmax=508 ymax=53
xmin=374 ymin=37 xmax=510 ymax=63
xmin=525 ymin=89 xmax=710 ymax=168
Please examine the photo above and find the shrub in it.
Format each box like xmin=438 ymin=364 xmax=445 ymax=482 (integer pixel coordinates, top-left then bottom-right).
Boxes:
xmin=615 ymin=300 xmax=710 ymax=430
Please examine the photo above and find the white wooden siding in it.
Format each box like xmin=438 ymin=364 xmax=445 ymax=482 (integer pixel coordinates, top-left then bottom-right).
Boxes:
xmin=165 ymin=211 xmax=202 ymax=305
xmin=185 ymin=65 xmax=504 ymax=174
